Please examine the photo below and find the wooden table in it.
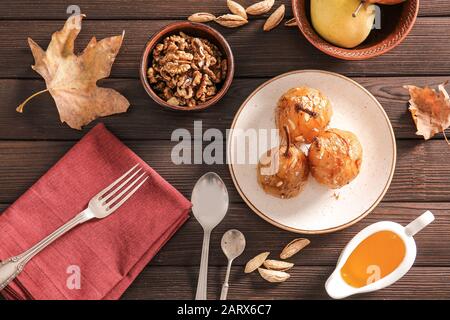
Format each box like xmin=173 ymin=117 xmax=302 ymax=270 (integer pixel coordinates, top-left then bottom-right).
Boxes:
xmin=0 ymin=0 xmax=449 ymax=300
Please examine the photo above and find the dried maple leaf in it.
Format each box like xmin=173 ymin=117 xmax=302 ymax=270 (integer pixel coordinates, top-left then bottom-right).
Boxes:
xmin=404 ymin=82 xmax=450 ymax=143
xmin=17 ymin=14 xmax=129 ymax=130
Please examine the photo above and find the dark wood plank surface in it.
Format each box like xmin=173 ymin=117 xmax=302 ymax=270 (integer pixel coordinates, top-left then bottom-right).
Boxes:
xmin=1 ymin=76 xmax=449 ymax=141
xmin=0 ymin=0 xmax=447 ymax=19
xmin=121 ymin=266 xmax=450 ymax=300
xmin=0 ymin=0 xmax=449 ymax=300
xmin=1 ymin=18 xmax=450 ymax=79
xmin=0 ymin=202 xmax=448 ymax=269
xmin=0 ymin=139 xmax=449 ymax=203
xmin=148 ymin=203 xmax=450 ymax=268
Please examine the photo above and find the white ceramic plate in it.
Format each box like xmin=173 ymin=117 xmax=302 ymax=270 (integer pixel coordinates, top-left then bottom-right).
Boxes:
xmin=228 ymin=70 xmax=396 ymax=234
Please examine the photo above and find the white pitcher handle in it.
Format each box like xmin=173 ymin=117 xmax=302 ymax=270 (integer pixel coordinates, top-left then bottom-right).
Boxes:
xmin=405 ymin=211 xmax=435 ymax=237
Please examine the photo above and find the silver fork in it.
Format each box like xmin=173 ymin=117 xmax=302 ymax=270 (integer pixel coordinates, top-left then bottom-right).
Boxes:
xmin=0 ymin=164 xmax=148 ymax=291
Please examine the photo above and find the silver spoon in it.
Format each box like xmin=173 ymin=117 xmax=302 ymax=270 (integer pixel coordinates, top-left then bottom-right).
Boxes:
xmin=191 ymin=172 xmax=229 ymax=300
xmin=220 ymin=229 xmax=246 ymax=300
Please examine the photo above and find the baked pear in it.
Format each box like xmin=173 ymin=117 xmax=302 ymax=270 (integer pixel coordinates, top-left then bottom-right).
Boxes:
xmin=257 ymin=127 xmax=309 ymax=199
xmin=308 ymin=128 xmax=363 ymax=189
xmin=276 ymin=87 xmax=333 ymax=144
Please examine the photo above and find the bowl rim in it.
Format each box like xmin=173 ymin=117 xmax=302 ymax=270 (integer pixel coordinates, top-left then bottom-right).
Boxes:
xmin=139 ymin=21 xmax=235 ymax=111
xmin=227 ymin=69 xmax=397 ymax=234
xmin=292 ymin=0 xmax=420 ymax=61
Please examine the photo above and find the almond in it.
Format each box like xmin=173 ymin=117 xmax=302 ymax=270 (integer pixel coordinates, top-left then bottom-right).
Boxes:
xmin=280 ymin=238 xmax=310 ymax=259
xmin=263 ymin=259 xmax=294 ymax=271
xmin=244 ymin=252 xmax=270 ymax=273
xmin=227 ymin=0 xmax=248 ymax=20
xmin=188 ymin=12 xmax=216 ymax=23
xmin=258 ymin=268 xmax=290 ymax=283
xmin=246 ymin=0 xmax=275 ymax=16
xmin=263 ymin=5 xmax=285 ymax=31
xmin=215 ymin=14 xmax=248 ymax=28
xmin=284 ymin=17 xmax=297 ymax=27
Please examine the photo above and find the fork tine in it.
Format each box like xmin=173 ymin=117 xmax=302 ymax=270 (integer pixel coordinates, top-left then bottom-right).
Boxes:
xmin=106 ymin=171 xmax=147 ymax=206
xmin=107 ymin=176 xmax=149 ymax=212
xmin=97 ymin=164 xmax=139 ymax=199
xmin=101 ymin=167 xmax=143 ymax=203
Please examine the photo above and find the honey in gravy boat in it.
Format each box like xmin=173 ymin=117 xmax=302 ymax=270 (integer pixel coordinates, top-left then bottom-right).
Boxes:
xmin=341 ymin=230 xmax=406 ymax=288
xmin=325 ymin=211 xmax=435 ymax=299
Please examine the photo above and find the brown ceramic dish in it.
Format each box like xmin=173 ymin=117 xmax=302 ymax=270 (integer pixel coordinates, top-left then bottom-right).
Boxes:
xmin=140 ymin=22 xmax=235 ymax=111
xmin=292 ymin=0 xmax=419 ymax=60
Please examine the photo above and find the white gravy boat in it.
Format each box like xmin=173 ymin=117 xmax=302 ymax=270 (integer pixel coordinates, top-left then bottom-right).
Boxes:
xmin=325 ymin=211 xmax=435 ymax=299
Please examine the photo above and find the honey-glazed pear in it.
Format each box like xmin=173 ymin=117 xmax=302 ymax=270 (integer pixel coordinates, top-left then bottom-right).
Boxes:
xmin=257 ymin=127 xmax=309 ymax=199
xmin=276 ymin=87 xmax=333 ymax=144
xmin=308 ymin=129 xmax=363 ymax=189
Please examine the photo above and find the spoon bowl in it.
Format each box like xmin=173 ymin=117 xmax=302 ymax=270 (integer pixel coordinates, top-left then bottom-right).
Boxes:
xmin=221 ymin=229 xmax=246 ymax=260
xmin=192 ymin=172 xmax=229 ymax=230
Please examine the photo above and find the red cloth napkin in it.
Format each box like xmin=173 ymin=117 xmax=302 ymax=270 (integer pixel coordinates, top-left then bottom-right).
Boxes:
xmin=0 ymin=123 xmax=191 ymax=300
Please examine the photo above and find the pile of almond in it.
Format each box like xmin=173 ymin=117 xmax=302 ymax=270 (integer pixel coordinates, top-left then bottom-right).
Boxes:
xmin=188 ymin=0 xmax=295 ymax=32
xmin=244 ymin=238 xmax=310 ymax=283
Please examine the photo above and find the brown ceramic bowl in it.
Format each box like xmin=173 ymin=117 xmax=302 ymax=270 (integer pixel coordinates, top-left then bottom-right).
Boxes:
xmin=292 ymin=0 xmax=419 ymax=60
xmin=140 ymin=22 xmax=235 ymax=111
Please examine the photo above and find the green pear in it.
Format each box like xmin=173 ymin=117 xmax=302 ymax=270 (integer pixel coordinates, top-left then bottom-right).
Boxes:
xmin=311 ymin=0 xmax=376 ymax=49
